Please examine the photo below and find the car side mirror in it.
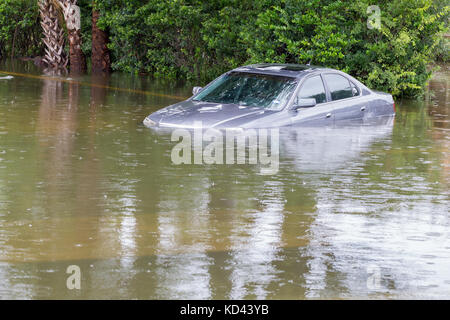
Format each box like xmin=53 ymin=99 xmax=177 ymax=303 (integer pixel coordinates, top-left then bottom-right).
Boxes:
xmin=192 ymin=86 xmax=203 ymax=95
xmin=291 ymin=98 xmax=316 ymax=110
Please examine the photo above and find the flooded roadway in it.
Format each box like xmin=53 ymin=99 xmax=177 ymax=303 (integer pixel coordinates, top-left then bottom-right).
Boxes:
xmin=0 ymin=61 xmax=448 ymax=299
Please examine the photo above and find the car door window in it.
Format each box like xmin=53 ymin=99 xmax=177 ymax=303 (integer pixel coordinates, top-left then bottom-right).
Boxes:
xmin=295 ymin=75 xmax=327 ymax=105
xmin=324 ymin=74 xmax=353 ymax=101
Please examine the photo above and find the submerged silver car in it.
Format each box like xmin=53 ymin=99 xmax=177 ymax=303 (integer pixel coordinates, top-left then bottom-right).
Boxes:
xmin=143 ymin=64 xmax=395 ymax=129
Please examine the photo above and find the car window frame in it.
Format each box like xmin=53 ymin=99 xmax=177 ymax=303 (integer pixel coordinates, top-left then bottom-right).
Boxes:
xmin=284 ymin=73 xmax=326 ymax=110
xmin=321 ymin=72 xmax=362 ymax=102
xmin=292 ymin=74 xmax=328 ymax=106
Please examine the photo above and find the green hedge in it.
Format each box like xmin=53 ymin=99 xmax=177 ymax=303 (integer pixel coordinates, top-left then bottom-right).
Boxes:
xmin=1 ymin=0 xmax=448 ymax=98
xmin=0 ymin=0 xmax=42 ymax=58
xmin=240 ymin=0 xmax=450 ymax=97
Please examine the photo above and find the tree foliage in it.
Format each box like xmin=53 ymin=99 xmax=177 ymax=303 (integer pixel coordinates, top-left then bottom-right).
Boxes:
xmin=242 ymin=0 xmax=449 ymax=97
xmin=0 ymin=0 xmax=448 ymax=97
xmin=0 ymin=0 xmax=43 ymax=58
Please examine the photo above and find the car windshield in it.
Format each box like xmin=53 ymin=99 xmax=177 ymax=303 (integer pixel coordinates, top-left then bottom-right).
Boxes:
xmin=193 ymin=72 xmax=297 ymax=110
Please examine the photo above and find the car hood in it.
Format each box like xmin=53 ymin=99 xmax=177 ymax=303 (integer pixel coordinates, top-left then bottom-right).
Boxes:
xmin=151 ymin=100 xmax=273 ymax=128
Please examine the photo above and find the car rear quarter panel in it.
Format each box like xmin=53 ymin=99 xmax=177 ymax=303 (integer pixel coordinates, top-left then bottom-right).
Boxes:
xmin=369 ymin=91 xmax=395 ymax=117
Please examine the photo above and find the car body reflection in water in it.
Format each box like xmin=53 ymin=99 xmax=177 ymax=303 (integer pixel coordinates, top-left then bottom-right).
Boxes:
xmin=279 ymin=116 xmax=394 ymax=172
xmin=141 ymin=116 xmax=398 ymax=299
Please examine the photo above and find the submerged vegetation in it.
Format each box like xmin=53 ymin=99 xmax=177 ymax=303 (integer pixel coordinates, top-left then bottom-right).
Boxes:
xmin=0 ymin=0 xmax=448 ymax=97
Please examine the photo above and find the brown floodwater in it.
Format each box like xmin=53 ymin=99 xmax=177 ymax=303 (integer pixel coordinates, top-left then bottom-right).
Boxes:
xmin=0 ymin=60 xmax=448 ymax=299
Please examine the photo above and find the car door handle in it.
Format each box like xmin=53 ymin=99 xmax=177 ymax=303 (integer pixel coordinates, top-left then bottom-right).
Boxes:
xmin=326 ymin=113 xmax=332 ymax=118
xmin=361 ymin=106 xmax=366 ymax=111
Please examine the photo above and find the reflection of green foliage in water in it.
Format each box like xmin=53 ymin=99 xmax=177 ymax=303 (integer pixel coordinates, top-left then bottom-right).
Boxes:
xmin=363 ymin=101 xmax=445 ymax=195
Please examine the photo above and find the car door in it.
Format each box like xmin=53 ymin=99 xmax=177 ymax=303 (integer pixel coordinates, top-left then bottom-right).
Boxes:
xmin=322 ymin=73 xmax=366 ymax=123
xmin=290 ymin=75 xmax=334 ymax=126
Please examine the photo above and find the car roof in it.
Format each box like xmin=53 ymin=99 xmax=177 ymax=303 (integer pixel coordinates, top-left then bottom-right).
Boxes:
xmin=232 ymin=63 xmax=333 ymax=78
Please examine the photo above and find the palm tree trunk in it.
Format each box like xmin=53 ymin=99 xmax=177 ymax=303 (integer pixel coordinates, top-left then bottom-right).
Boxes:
xmin=57 ymin=0 xmax=86 ymax=74
xmin=91 ymin=6 xmax=110 ymax=73
xmin=38 ymin=0 xmax=68 ymax=70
